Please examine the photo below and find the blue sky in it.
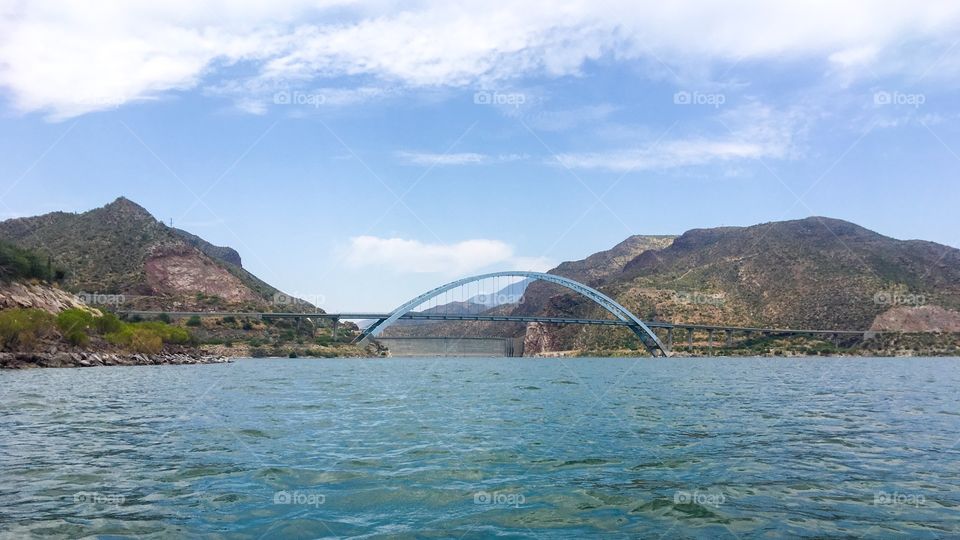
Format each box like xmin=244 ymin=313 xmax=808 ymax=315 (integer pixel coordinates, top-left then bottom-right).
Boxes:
xmin=1 ymin=1 xmax=959 ymax=310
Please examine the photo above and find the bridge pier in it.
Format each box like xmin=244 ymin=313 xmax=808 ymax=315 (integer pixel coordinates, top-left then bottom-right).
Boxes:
xmin=331 ymin=318 xmax=339 ymax=341
xmin=708 ymin=329 xmax=715 ymax=352
xmin=667 ymin=327 xmax=674 ymax=350
xmin=687 ymin=328 xmax=694 ymax=346
xmin=725 ymin=329 xmax=732 ymax=347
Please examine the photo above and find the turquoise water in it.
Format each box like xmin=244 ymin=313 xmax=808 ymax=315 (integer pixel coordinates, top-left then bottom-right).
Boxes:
xmin=2 ymin=357 xmax=959 ymax=538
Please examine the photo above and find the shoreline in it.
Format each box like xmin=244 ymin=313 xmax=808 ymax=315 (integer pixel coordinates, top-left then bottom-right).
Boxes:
xmin=0 ymin=351 xmax=231 ymax=369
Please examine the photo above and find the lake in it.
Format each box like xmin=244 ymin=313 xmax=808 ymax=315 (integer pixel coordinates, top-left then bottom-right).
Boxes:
xmin=2 ymin=357 xmax=959 ymax=538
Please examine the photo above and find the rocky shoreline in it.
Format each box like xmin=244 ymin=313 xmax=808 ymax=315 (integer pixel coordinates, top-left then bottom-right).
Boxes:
xmin=0 ymin=351 xmax=232 ymax=369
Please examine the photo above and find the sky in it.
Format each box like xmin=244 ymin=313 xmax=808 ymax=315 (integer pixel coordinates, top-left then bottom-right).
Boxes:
xmin=0 ymin=0 xmax=959 ymax=311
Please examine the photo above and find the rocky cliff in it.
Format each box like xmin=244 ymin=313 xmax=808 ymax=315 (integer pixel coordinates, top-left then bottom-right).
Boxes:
xmin=0 ymin=197 xmax=307 ymax=311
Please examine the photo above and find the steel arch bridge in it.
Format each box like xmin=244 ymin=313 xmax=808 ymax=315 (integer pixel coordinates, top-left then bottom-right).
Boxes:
xmin=357 ymin=271 xmax=669 ymax=357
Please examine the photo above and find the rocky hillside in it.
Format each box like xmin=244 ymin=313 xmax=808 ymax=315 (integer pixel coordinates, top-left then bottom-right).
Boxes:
xmin=522 ymin=217 xmax=960 ymax=351
xmin=385 ymin=218 xmax=960 ymax=353
xmin=513 ymin=235 xmax=674 ymax=319
xmin=616 ymin=217 xmax=960 ymax=327
xmin=0 ymin=197 xmax=305 ymax=311
xmin=0 ymin=281 xmax=92 ymax=313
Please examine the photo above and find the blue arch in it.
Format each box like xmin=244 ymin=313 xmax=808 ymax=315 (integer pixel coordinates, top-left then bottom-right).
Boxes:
xmin=359 ymin=271 xmax=668 ymax=356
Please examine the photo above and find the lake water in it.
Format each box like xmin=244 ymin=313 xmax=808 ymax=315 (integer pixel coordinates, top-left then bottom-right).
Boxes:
xmin=2 ymin=357 xmax=959 ymax=538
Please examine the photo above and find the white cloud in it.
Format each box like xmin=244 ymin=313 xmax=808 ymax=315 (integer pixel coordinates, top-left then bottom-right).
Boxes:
xmin=344 ymin=236 xmax=553 ymax=274
xmin=554 ymin=102 xmax=805 ymax=171
xmin=3 ymin=1 xmax=960 ymax=119
xmin=396 ymin=151 xmax=526 ymax=166
xmin=526 ymin=104 xmax=618 ymax=132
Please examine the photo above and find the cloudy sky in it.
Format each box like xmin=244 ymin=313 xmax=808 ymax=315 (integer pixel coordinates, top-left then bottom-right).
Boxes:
xmin=1 ymin=0 xmax=959 ymax=310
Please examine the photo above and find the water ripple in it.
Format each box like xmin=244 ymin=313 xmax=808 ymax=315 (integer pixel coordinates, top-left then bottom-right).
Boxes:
xmin=2 ymin=357 xmax=960 ymax=538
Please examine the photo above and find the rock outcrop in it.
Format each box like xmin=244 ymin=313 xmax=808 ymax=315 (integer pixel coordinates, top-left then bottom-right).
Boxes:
xmin=0 ymin=351 xmax=231 ymax=369
xmin=0 ymin=281 xmax=96 ymax=313
xmin=870 ymin=305 xmax=960 ymax=332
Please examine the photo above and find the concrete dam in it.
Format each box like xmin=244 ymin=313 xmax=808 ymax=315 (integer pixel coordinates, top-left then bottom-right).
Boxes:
xmin=374 ymin=337 xmax=525 ymax=357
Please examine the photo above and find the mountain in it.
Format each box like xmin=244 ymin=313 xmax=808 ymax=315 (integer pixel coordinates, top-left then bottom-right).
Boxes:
xmin=0 ymin=197 xmax=305 ymax=311
xmin=383 ymin=218 xmax=960 ymax=353
xmin=170 ymin=228 xmax=243 ymax=267
xmin=468 ymin=277 xmax=532 ymax=307
xmin=616 ymin=217 xmax=960 ymax=327
xmin=513 ymin=235 xmax=674 ymax=319
xmin=519 ymin=217 xmax=960 ymax=351
xmin=550 ymin=235 xmax=676 ymax=284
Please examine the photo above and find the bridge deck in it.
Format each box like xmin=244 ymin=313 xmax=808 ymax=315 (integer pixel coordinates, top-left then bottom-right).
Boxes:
xmin=116 ymin=311 xmax=877 ymax=336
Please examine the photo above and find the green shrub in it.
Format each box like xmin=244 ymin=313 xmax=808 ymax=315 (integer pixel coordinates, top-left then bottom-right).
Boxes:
xmin=135 ymin=321 xmax=190 ymax=344
xmin=0 ymin=308 xmax=56 ymax=350
xmin=133 ymin=329 xmax=163 ymax=353
xmin=156 ymin=313 xmax=172 ymax=324
xmin=105 ymin=320 xmax=190 ymax=352
xmin=56 ymin=308 xmax=97 ymax=346
xmin=186 ymin=315 xmax=202 ymax=327
xmin=0 ymin=241 xmax=64 ymax=282
xmin=94 ymin=312 xmax=123 ymax=334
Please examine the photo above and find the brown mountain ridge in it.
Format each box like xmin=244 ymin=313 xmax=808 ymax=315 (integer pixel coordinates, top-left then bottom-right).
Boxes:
xmin=0 ymin=197 xmax=305 ymax=312
xmin=385 ymin=217 xmax=960 ymax=352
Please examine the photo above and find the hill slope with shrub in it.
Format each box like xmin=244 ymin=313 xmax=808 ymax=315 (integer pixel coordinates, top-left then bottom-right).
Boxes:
xmin=0 ymin=197 xmax=307 ymax=311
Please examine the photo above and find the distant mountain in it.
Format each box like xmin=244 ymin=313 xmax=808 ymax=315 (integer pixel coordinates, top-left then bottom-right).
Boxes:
xmin=413 ymin=277 xmax=533 ymax=314
xmin=469 ymin=277 xmax=532 ymax=307
xmin=391 ymin=277 xmax=533 ymax=330
xmin=0 ymin=197 xmax=307 ymax=311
